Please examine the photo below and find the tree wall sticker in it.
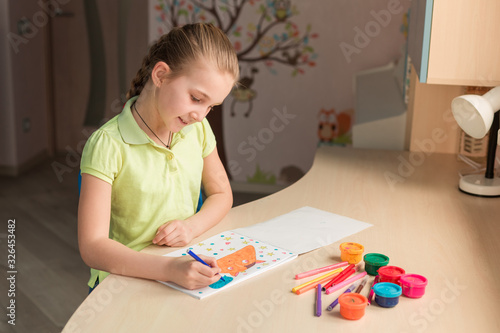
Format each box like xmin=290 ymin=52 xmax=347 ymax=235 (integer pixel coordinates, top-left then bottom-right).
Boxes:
xmin=152 ymin=0 xmax=318 ymax=178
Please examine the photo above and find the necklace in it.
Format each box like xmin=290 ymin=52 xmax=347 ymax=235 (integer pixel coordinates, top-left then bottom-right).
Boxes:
xmin=133 ymin=102 xmax=172 ymax=149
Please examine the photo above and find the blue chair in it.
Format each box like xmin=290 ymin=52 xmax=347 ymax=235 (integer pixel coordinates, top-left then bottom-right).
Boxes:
xmin=78 ymin=171 xmax=203 ymax=212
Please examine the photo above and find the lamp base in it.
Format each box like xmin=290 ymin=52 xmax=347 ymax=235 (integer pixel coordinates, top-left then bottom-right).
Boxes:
xmin=459 ymin=174 xmax=500 ymax=197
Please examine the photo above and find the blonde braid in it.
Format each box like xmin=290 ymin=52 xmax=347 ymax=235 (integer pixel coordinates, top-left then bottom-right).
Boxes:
xmin=126 ymin=34 xmax=169 ymax=99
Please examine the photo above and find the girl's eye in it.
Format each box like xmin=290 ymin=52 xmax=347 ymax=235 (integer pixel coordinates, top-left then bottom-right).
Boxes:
xmin=191 ymin=95 xmax=201 ymax=103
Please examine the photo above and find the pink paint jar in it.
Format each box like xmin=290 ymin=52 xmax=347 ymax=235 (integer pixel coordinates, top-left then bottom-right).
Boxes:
xmin=378 ymin=266 xmax=405 ymax=286
xmin=400 ymin=274 xmax=428 ymax=298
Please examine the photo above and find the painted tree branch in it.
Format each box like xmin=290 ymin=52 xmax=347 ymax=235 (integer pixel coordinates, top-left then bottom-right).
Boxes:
xmin=239 ymin=28 xmax=312 ymax=67
xmin=223 ymin=0 xmax=247 ymax=34
xmin=190 ymin=0 xmax=224 ymax=29
xmin=238 ymin=18 xmax=283 ymax=58
xmin=169 ymin=0 xmax=179 ymax=27
xmin=159 ymin=0 xmax=316 ymax=71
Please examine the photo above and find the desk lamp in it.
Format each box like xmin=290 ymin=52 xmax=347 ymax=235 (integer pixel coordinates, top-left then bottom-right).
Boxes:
xmin=451 ymin=86 xmax=500 ymax=197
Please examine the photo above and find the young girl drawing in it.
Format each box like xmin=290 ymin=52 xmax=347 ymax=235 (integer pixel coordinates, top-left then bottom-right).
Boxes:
xmin=78 ymin=23 xmax=239 ymax=291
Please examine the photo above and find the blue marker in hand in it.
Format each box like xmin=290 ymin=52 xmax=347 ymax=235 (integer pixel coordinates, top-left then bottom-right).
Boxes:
xmin=186 ymin=249 xmax=226 ymax=282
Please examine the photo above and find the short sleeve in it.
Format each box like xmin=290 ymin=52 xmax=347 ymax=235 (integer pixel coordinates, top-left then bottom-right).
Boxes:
xmin=201 ymin=118 xmax=216 ymax=158
xmin=80 ymin=129 xmax=122 ymax=184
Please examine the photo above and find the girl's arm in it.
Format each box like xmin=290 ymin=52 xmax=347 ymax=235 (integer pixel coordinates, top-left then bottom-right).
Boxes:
xmin=153 ymin=147 xmax=232 ymax=246
xmin=78 ymin=173 xmax=221 ymax=290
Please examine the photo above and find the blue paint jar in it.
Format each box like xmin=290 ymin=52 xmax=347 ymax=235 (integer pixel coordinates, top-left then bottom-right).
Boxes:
xmin=373 ymin=282 xmax=402 ymax=308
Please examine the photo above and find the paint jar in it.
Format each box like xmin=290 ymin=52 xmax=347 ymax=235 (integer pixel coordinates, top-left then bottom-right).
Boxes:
xmin=338 ymin=293 xmax=368 ymax=320
xmin=339 ymin=242 xmax=364 ymax=264
xmin=378 ymin=266 xmax=405 ymax=285
xmin=363 ymin=253 xmax=389 ymax=276
xmin=373 ymin=282 xmax=402 ymax=308
xmin=400 ymin=274 xmax=428 ymax=298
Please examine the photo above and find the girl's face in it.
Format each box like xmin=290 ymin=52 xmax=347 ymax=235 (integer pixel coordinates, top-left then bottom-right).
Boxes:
xmin=154 ymin=61 xmax=235 ymax=133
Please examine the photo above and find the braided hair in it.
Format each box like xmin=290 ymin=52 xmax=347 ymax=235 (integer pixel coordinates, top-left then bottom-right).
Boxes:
xmin=126 ymin=23 xmax=239 ymax=99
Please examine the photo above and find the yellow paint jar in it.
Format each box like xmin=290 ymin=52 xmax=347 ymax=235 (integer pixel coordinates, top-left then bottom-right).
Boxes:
xmin=339 ymin=242 xmax=364 ymax=264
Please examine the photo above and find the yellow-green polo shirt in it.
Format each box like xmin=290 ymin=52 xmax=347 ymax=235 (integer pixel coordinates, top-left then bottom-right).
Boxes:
xmin=80 ymin=96 xmax=216 ymax=287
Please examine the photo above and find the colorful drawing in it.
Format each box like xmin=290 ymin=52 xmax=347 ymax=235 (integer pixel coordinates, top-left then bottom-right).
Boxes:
xmin=209 ymin=276 xmax=234 ymax=289
xmin=217 ymin=245 xmax=266 ymax=276
xmin=160 ymin=231 xmax=297 ymax=299
xmin=317 ymin=108 xmax=352 ymax=145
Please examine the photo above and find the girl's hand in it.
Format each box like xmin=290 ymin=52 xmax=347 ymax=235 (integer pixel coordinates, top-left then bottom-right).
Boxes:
xmin=168 ymin=255 xmax=221 ymax=290
xmin=153 ymin=220 xmax=194 ymax=247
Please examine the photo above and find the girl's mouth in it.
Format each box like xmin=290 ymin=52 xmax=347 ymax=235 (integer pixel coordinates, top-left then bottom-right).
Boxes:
xmin=179 ymin=117 xmax=189 ymax=125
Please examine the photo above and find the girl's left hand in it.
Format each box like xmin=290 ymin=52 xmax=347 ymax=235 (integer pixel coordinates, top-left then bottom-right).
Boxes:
xmin=153 ymin=220 xmax=194 ymax=247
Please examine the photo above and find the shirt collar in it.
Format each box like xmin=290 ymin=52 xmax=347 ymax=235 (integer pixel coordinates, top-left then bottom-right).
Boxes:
xmin=117 ymin=96 xmax=196 ymax=145
xmin=118 ymin=97 xmax=150 ymax=145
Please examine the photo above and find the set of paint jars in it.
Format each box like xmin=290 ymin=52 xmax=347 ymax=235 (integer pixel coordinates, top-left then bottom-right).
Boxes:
xmin=338 ymin=244 xmax=428 ymax=316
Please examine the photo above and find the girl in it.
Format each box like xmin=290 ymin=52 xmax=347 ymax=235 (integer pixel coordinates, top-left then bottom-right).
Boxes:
xmin=78 ymin=23 xmax=239 ymax=291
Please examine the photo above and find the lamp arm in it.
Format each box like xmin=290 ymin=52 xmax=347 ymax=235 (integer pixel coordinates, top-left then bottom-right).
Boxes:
xmin=485 ymin=111 xmax=499 ymax=179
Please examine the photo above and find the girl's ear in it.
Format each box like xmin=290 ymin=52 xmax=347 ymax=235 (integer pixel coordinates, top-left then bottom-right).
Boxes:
xmin=151 ymin=61 xmax=171 ymax=87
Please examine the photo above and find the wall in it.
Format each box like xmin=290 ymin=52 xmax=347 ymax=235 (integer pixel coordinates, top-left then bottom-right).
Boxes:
xmin=0 ymin=0 xmax=148 ymax=178
xmin=0 ymin=0 xmax=17 ymax=169
xmin=149 ymin=0 xmax=411 ymax=190
xmin=0 ymin=0 xmax=50 ymax=175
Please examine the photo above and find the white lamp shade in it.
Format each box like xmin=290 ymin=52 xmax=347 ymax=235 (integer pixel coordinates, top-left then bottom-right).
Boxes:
xmin=451 ymin=86 xmax=500 ymax=139
xmin=451 ymin=95 xmax=493 ymax=138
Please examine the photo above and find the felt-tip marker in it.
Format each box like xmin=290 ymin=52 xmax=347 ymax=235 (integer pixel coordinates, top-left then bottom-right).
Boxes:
xmin=315 ymin=284 xmax=322 ymax=317
xmin=186 ymin=249 xmax=226 ymax=282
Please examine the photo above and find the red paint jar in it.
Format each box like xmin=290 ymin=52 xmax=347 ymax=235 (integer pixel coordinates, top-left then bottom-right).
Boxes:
xmin=377 ymin=266 xmax=405 ymax=286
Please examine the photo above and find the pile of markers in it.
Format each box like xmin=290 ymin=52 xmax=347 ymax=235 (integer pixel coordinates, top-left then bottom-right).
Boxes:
xmin=292 ymin=242 xmax=428 ymax=320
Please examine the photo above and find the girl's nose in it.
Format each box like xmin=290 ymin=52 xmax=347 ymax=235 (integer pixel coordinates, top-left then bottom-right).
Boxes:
xmin=189 ymin=110 xmax=204 ymax=123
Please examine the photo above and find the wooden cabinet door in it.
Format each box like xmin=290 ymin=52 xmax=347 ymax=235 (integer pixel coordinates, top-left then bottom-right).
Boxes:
xmin=50 ymin=0 xmax=92 ymax=153
xmin=49 ymin=0 xmax=147 ymax=154
xmin=408 ymin=0 xmax=500 ymax=86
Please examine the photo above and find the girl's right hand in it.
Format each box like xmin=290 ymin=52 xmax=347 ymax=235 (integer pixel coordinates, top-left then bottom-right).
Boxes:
xmin=167 ymin=255 xmax=222 ymax=290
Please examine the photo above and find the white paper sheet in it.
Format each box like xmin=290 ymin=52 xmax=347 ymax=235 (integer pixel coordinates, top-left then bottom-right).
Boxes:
xmin=233 ymin=206 xmax=372 ymax=254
